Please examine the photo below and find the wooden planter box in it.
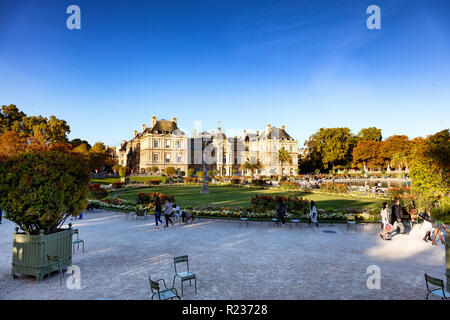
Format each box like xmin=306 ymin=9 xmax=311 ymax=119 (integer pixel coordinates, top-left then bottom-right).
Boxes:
xmin=12 ymin=228 xmax=74 ymax=281
xmin=446 ymin=234 xmax=449 ymax=292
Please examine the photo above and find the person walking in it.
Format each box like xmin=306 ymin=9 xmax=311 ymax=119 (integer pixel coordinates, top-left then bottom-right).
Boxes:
xmin=276 ymin=197 xmax=287 ymax=227
xmin=154 ymin=196 xmax=164 ymax=230
xmin=431 ymin=220 xmax=447 ymax=246
xmin=309 ymin=201 xmax=318 ymax=227
xmin=379 ymin=202 xmax=391 ymax=240
xmin=391 ymin=199 xmax=405 ymax=234
xmin=163 ymin=198 xmax=174 ymax=228
xmin=420 ymin=211 xmax=433 ymax=242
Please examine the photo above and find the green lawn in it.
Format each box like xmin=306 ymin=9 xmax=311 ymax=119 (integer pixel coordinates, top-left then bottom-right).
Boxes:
xmin=115 ymin=185 xmax=383 ymax=210
xmin=91 ymin=176 xmax=166 ymax=185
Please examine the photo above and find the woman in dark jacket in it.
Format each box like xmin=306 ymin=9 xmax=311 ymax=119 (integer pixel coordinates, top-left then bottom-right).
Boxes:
xmin=154 ymin=196 xmax=163 ymax=230
xmin=276 ymin=198 xmax=287 ymax=227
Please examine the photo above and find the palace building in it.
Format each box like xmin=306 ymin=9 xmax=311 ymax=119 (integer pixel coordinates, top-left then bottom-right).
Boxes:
xmin=116 ymin=116 xmax=298 ymax=176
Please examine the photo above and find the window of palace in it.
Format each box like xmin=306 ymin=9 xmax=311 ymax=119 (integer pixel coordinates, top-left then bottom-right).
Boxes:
xmin=165 ymin=154 xmax=170 ymax=163
xmin=177 ymin=141 xmax=182 ymax=149
xmin=154 ymin=140 xmax=159 ymax=148
xmin=166 ymin=140 xmax=171 ymax=148
xmin=153 ymin=154 xmax=159 ymax=163
xmin=177 ymin=154 xmax=182 ymax=163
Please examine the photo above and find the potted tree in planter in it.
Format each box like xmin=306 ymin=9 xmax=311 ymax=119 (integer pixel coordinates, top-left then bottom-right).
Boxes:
xmin=0 ymin=151 xmax=90 ymax=281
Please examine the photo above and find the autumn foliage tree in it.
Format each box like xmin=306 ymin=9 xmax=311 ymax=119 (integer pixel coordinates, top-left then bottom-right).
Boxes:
xmin=379 ymin=135 xmax=412 ymax=168
xmin=0 ymin=104 xmax=70 ymax=143
xmin=352 ymin=140 xmax=383 ymax=170
xmin=409 ymin=129 xmax=449 ymax=219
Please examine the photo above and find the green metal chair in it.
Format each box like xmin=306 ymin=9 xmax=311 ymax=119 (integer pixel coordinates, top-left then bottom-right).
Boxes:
xmin=239 ymin=212 xmax=249 ymax=227
xmin=272 ymin=218 xmax=280 ymax=227
xmin=72 ymin=229 xmax=85 ymax=254
xmin=289 ymin=219 xmax=300 ymax=228
xmin=346 ymin=214 xmax=356 ymax=232
xmin=149 ymin=276 xmax=180 ymax=300
xmin=424 ymin=274 xmax=448 ymax=300
xmin=172 ymin=255 xmax=197 ymax=296
xmin=46 ymin=255 xmax=64 ymax=286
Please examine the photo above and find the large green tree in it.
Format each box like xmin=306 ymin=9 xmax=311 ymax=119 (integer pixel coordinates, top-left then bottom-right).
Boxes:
xmin=357 ymin=127 xmax=382 ymax=142
xmin=0 ymin=104 xmax=70 ymax=143
xmin=0 ymin=151 xmax=90 ymax=235
xmin=305 ymin=127 xmax=356 ymax=169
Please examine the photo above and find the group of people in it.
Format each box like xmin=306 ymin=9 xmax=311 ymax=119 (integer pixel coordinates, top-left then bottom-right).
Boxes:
xmin=153 ymin=197 xmax=193 ymax=230
xmin=275 ymin=199 xmax=318 ymax=227
xmin=379 ymin=199 xmax=447 ymax=245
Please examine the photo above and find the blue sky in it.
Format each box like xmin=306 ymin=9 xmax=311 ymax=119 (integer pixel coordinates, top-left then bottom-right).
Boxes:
xmin=0 ymin=0 xmax=449 ymax=147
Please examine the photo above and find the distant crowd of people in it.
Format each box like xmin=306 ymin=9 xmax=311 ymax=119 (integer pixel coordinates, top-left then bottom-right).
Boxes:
xmin=379 ymin=199 xmax=447 ymax=245
xmin=153 ymin=197 xmax=193 ymax=230
xmin=275 ymin=198 xmax=318 ymax=227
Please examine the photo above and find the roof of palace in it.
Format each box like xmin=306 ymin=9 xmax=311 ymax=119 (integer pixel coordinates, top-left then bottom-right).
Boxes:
xmin=259 ymin=127 xmax=295 ymax=141
xmin=134 ymin=119 xmax=186 ymax=136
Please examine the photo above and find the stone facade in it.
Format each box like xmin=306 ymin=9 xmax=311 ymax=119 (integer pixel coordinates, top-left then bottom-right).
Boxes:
xmin=117 ymin=116 xmax=188 ymax=174
xmin=116 ymin=117 xmax=298 ymax=176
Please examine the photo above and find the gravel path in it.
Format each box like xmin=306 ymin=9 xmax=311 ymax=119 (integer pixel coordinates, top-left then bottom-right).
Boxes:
xmin=0 ymin=210 xmax=446 ymax=300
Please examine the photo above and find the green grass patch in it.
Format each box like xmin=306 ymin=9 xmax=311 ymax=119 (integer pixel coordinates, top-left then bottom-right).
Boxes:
xmin=116 ymin=185 xmax=383 ymax=210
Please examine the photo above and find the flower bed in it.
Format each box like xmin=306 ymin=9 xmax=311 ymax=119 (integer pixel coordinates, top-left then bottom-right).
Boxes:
xmin=251 ymin=195 xmax=309 ymax=214
xmin=320 ymin=182 xmax=349 ymax=193
xmin=181 ymin=206 xmax=380 ymax=222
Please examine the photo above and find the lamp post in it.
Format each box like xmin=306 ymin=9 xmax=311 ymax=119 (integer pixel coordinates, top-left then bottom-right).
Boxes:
xmin=201 ymin=138 xmax=209 ymax=194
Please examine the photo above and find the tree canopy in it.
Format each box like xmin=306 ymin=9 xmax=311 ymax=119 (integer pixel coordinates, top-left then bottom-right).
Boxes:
xmin=0 ymin=104 xmax=70 ymax=143
xmin=357 ymin=127 xmax=382 ymax=142
xmin=304 ymin=127 xmax=356 ymax=169
xmin=0 ymin=151 xmax=90 ymax=235
xmin=409 ymin=129 xmax=449 ymax=218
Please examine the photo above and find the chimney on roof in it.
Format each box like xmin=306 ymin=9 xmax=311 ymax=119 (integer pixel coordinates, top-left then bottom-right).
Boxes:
xmin=122 ymin=140 xmax=126 ymax=145
xmin=152 ymin=116 xmax=157 ymax=127
xmin=193 ymin=129 xmax=197 ymax=138
xmin=266 ymin=124 xmax=271 ymax=132
xmin=142 ymin=124 xmax=147 ymax=132
xmin=243 ymin=130 xmax=247 ymax=137
xmin=256 ymin=130 xmax=259 ymax=136
xmin=172 ymin=117 xmax=177 ymax=124
xmin=281 ymin=125 xmax=286 ymax=130
xmin=134 ymin=130 xmax=138 ymax=136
